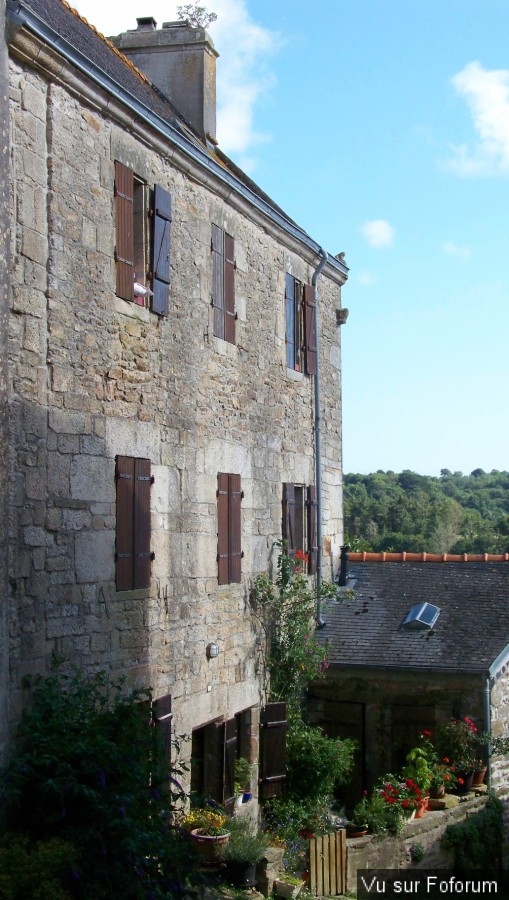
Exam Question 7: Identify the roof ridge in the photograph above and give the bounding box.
[349,551,509,563]
[62,0,150,84]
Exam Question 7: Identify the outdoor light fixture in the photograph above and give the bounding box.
[206,642,219,659]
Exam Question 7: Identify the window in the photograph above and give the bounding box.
[191,709,255,805]
[282,482,318,574]
[217,473,243,584]
[285,273,317,374]
[211,224,235,343]
[115,455,154,590]
[114,160,171,315]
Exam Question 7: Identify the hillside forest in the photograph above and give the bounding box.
[343,469,509,554]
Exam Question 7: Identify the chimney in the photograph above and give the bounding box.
[111,17,219,147]
[338,545,349,586]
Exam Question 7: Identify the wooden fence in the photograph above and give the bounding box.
[309,830,346,896]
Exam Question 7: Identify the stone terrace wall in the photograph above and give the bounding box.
[346,796,489,891]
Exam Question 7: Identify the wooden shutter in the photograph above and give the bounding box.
[133,457,152,589]
[307,484,318,575]
[153,693,172,762]
[151,185,171,316]
[114,161,134,301]
[217,473,230,585]
[259,702,287,801]
[116,455,135,590]
[116,456,152,591]
[304,283,318,375]
[224,233,235,344]
[229,473,242,583]
[223,717,237,805]
[282,482,296,559]
[285,274,295,369]
[211,224,225,339]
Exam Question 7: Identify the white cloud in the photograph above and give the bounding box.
[360,219,395,248]
[358,272,377,287]
[447,61,509,176]
[442,241,471,261]
[71,0,278,169]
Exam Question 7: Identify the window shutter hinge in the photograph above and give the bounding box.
[241,551,245,558]
[241,491,244,499]
[151,551,155,561]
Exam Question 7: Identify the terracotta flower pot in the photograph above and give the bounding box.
[472,767,487,787]
[414,796,428,819]
[190,828,230,864]
[429,784,446,799]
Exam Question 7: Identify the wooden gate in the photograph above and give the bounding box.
[309,830,346,897]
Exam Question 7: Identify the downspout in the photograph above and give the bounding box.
[484,675,492,786]
[313,248,328,628]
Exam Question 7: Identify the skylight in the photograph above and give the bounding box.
[402,602,440,630]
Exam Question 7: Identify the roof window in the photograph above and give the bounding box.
[402,602,440,630]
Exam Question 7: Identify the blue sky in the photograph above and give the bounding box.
[72,0,509,476]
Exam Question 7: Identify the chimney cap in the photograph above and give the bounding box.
[135,17,157,31]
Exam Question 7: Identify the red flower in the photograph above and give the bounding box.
[457,777,464,785]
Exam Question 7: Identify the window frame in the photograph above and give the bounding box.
[114,160,171,316]
[285,274,317,375]
[282,482,318,575]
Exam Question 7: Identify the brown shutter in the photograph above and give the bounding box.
[228,474,242,583]
[285,274,295,369]
[114,161,134,301]
[133,458,152,589]
[211,224,225,339]
[259,702,287,801]
[304,283,317,375]
[224,233,235,344]
[151,185,171,316]
[217,472,229,585]
[153,693,172,762]
[223,717,237,805]
[307,485,318,575]
[116,455,135,590]
[282,483,296,559]
[203,722,224,803]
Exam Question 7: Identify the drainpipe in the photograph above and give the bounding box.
[313,248,328,628]
[484,676,492,786]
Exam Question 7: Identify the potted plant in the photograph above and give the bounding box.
[223,816,269,888]
[234,756,253,805]
[274,872,304,898]
[346,795,370,837]
[434,717,479,792]
[179,807,231,864]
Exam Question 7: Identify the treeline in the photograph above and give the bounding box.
[343,469,509,554]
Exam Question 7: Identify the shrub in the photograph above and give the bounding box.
[286,718,356,802]
[0,659,193,898]
[0,833,78,899]
[441,794,503,869]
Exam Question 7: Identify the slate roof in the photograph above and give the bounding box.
[10,0,301,228]
[319,559,509,674]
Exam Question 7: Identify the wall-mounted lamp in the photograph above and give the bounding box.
[206,642,219,659]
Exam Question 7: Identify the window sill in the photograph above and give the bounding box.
[286,367,304,382]
[115,588,151,600]
[114,296,150,323]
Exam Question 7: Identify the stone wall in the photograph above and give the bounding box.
[346,796,489,891]
[7,30,345,772]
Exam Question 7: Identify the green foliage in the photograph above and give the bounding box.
[409,842,425,864]
[441,794,503,869]
[351,790,403,836]
[0,659,193,898]
[286,718,356,802]
[0,834,77,899]
[223,817,269,864]
[344,469,509,554]
[176,4,217,28]
[250,547,337,713]
[262,795,330,872]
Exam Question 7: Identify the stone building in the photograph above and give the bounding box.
[309,552,509,819]
[2,0,349,801]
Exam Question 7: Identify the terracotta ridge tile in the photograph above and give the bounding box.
[348,551,509,563]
